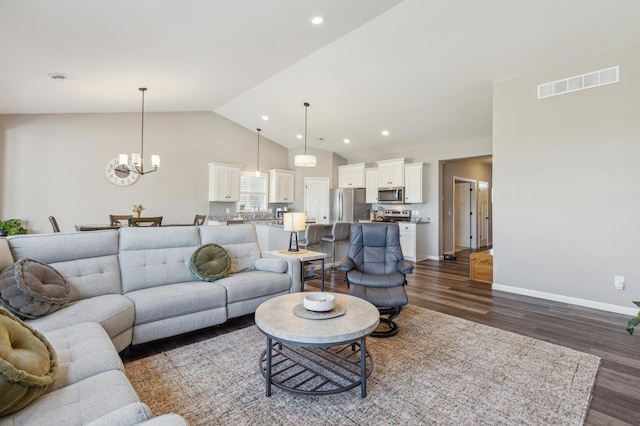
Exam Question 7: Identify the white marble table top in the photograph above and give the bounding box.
[255,292,379,345]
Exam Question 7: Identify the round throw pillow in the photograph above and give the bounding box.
[0,308,58,416]
[190,244,231,281]
[0,258,71,319]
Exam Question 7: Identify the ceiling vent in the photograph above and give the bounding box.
[537,66,619,99]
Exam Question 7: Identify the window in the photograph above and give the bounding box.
[238,172,268,211]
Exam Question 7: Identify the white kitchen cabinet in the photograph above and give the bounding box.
[208,162,241,202]
[365,168,379,204]
[268,169,295,203]
[377,158,404,187]
[404,162,427,203]
[338,163,366,188]
[398,222,428,262]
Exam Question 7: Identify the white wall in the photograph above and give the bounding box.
[493,43,640,315]
[0,111,289,233]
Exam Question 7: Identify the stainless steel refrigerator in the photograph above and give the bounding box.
[329,188,371,222]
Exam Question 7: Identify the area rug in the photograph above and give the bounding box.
[124,305,600,425]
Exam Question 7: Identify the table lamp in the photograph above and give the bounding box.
[283,212,306,252]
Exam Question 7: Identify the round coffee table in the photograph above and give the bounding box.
[255,292,379,397]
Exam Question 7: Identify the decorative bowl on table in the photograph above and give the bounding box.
[303,292,335,312]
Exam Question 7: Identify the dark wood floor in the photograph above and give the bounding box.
[124,251,640,425]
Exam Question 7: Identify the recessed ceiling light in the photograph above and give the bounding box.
[261,115,269,121]
[296,134,303,139]
[48,73,68,80]
[343,139,350,144]
[381,130,390,136]
[311,16,324,25]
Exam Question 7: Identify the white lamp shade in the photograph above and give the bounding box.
[118,154,128,165]
[294,154,317,167]
[151,155,160,167]
[283,212,307,232]
[131,153,141,165]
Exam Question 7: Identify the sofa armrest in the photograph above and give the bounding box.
[136,413,189,426]
[338,257,355,272]
[254,258,288,273]
[261,252,301,293]
[398,259,414,275]
[85,402,152,426]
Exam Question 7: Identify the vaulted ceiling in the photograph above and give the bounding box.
[3,0,640,160]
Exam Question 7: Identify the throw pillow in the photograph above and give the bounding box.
[254,258,288,274]
[190,244,231,281]
[0,258,71,319]
[0,308,58,416]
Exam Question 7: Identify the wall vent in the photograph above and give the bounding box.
[537,66,619,99]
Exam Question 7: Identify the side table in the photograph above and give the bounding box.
[262,249,327,291]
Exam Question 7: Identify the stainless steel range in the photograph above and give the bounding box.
[382,210,411,222]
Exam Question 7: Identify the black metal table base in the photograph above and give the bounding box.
[261,337,373,397]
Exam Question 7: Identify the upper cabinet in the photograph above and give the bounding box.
[377,158,405,187]
[338,163,366,188]
[404,162,427,203]
[269,169,295,203]
[208,162,242,202]
[365,168,379,203]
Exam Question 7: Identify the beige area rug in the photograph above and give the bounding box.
[125,305,600,425]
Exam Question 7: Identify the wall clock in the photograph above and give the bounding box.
[105,158,139,186]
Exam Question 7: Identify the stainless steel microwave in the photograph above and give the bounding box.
[377,187,404,204]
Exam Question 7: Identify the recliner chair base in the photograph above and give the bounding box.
[372,306,402,338]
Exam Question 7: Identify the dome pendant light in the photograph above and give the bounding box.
[256,128,261,177]
[294,102,316,167]
[118,87,160,176]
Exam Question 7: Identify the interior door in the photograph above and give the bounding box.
[478,181,489,247]
[454,182,471,249]
[304,178,330,224]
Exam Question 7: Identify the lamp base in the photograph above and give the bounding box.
[288,231,299,252]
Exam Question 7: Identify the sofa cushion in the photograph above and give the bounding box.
[190,244,231,281]
[26,294,135,353]
[119,227,201,293]
[7,231,123,301]
[0,309,58,416]
[0,258,71,319]
[199,224,261,273]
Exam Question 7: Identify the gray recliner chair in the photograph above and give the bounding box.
[339,223,414,337]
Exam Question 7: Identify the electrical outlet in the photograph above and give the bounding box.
[614,275,625,290]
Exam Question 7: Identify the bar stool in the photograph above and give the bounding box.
[321,222,351,271]
[298,224,326,287]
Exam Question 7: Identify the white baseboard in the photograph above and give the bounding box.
[428,255,443,261]
[492,283,638,316]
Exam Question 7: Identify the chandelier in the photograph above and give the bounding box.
[294,102,316,167]
[118,87,160,175]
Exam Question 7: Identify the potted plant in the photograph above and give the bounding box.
[0,218,28,237]
[626,301,640,335]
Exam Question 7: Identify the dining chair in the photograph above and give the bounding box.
[110,214,132,226]
[48,216,61,233]
[128,216,163,227]
[193,214,207,226]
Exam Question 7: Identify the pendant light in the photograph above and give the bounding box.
[294,102,316,167]
[255,128,261,177]
[118,88,160,175]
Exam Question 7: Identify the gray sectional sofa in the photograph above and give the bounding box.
[0,224,301,425]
